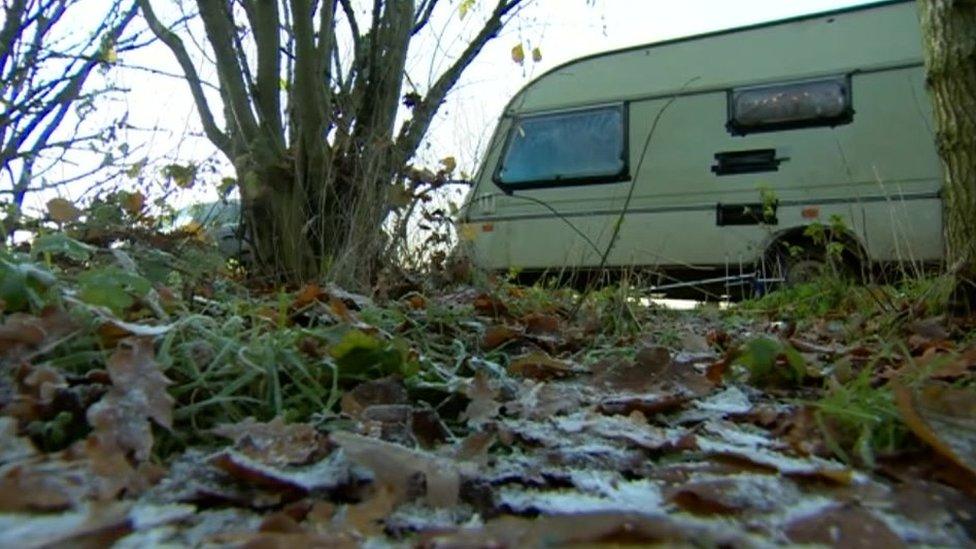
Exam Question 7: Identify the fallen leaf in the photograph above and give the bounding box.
[472,293,508,317]
[482,324,519,349]
[212,417,329,467]
[508,351,578,380]
[210,448,361,495]
[86,337,173,460]
[523,313,559,335]
[894,383,976,477]
[460,372,500,426]
[785,504,905,548]
[331,431,471,507]
[597,393,688,417]
[292,283,325,309]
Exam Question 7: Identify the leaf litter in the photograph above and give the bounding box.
[0,268,975,547]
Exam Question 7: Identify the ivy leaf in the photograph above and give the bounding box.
[735,336,806,387]
[330,329,406,378]
[31,233,93,262]
[458,0,475,19]
[532,47,543,62]
[0,256,56,312]
[77,266,152,315]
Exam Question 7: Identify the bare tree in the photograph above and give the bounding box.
[0,0,140,225]
[917,0,976,288]
[139,0,525,284]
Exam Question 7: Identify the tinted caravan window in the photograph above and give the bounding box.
[728,76,852,135]
[495,105,627,189]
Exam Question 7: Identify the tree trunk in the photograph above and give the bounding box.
[918,0,976,280]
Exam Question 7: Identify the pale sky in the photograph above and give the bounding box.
[23,0,877,213]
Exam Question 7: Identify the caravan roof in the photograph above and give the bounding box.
[507,0,921,115]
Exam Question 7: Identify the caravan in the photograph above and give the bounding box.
[459,0,942,295]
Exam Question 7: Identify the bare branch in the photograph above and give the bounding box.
[412,0,439,35]
[394,0,524,168]
[138,0,232,155]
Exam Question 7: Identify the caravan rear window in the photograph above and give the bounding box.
[727,76,852,135]
[494,105,627,189]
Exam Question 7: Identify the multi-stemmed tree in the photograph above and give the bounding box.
[139,0,525,284]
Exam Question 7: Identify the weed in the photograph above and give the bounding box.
[811,367,909,467]
[734,336,806,388]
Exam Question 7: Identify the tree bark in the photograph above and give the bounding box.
[918,0,976,280]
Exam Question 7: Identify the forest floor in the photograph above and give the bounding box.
[2,229,976,547]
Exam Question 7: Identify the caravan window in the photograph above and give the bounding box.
[495,105,627,189]
[728,76,852,135]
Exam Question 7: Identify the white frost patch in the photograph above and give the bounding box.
[874,509,969,546]
[128,502,196,530]
[500,472,664,515]
[702,420,779,450]
[681,472,802,512]
[695,386,752,414]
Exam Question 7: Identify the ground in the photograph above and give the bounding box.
[1,243,975,546]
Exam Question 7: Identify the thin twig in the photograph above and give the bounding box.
[570,78,698,319]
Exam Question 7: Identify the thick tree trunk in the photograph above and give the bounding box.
[918,0,976,278]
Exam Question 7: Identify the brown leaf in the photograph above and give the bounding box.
[706,357,729,384]
[597,393,688,417]
[331,431,471,507]
[105,337,173,429]
[121,191,145,216]
[47,197,81,223]
[292,283,325,308]
[634,345,672,375]
[86,337,173,460]
[210,448,360,494]
[473,293,508,317]
[482,324,519,349]
[508,351,578,380]
[511,43,525,65]
[342,377,409,420]
[523,313,559,335]
[403,293,426,309]
[668,474,794,516]
[343,484,398,537]
[455,431,495,464]
[0,308,76,362]
[785,504,905,548]
[894,382,976,477]
[460,372,500,426]
[212,417,329,467]
[420,511,739,547]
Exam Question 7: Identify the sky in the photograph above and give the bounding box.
[21,0,879,213]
